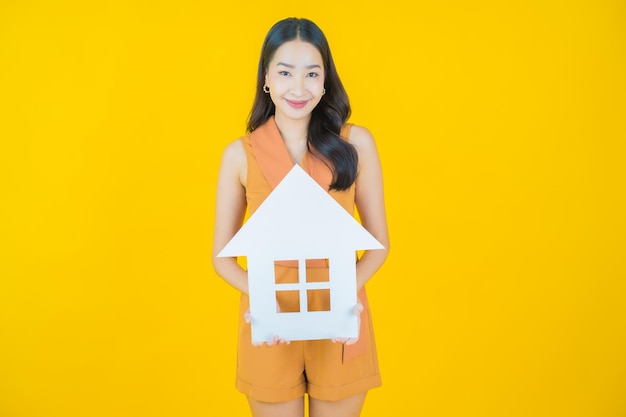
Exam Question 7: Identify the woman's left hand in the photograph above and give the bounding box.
[331,302,363,345]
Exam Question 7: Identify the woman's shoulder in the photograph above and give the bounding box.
[220,136,247,166]
[345,124,377,153]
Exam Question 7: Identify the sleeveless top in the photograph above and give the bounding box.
[243,117,355,214]
[240,116,370,361]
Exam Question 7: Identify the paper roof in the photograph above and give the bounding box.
[218,164,383,259]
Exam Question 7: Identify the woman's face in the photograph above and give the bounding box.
[265,39,326,122]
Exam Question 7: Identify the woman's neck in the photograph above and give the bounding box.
[274,113,310,144]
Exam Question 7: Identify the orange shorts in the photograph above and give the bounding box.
[235,266,382,403]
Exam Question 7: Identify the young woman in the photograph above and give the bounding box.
[212,17,389,417]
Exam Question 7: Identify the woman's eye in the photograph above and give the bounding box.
[307,72,319,78]
[279,71,290,76]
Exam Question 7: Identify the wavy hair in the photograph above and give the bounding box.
[247,18,357,191]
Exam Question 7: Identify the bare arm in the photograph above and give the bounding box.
[211,139,249,294]
[350,126,390,290]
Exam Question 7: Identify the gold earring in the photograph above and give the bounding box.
[322,88,326,95]
[263,84,270,93]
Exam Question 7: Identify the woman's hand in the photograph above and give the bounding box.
[244,303,291,347]
[331,302,364,345]
[252,334,291,347]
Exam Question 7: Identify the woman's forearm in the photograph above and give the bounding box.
[212,256,249,295]
[355,245,390,290]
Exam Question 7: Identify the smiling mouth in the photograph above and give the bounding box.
[285,99,309,109]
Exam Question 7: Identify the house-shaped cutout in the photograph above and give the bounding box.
[218,165,383,343]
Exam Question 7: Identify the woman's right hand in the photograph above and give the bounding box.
[244,305,291,347]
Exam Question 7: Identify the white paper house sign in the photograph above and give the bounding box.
[218,165,383,343]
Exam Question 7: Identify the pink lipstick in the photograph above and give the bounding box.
[285,99,308,109]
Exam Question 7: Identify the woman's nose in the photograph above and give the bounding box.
[290,77,305,96]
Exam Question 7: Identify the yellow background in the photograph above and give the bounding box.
[1,1,625,416]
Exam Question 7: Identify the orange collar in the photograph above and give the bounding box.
[250,116,333,191]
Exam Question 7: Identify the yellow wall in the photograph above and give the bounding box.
[1,1,625,416]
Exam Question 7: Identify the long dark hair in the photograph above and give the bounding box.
[247,18,358,191]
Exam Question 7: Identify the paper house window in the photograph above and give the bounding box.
[218,165,384,343]
[274,259,331,313]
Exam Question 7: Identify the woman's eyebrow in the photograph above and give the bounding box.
[276,62,321,69]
